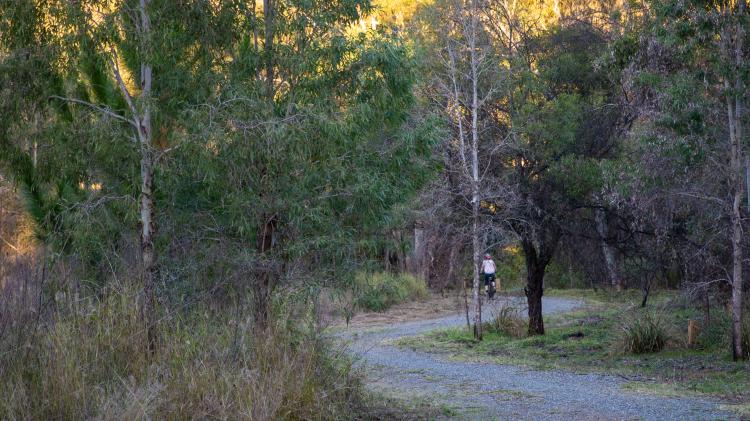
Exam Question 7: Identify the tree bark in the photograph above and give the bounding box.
[521,228,558,335]
[729,93,744,360]
[730,143,743,360]
[726,0,745,360]
[137,0,157,354]
[255,214,277,329]
[595,207,622,290]
[445,0,483,339]
[411,227,427,279]
[107,0,160,354]
[526,264,545,335]
[140,139,157,353]
[641,274,652,307]
[469,0,482,340]
[472,197,482,339]
[263,0,275,97]
[745,154,749,212]
[522,238,546,335]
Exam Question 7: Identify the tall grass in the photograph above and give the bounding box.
[354,272,428,312]
[483,305,527,338]
[0,282,365,420]
[618,310,669,354]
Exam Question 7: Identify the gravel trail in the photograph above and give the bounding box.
[341,297,736,420]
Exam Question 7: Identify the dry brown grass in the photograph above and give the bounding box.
[337,291,465,329]
[0,281,367,420]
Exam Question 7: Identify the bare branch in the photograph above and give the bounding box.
[107,47,141,131]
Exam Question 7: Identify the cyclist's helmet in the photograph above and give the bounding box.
[484,254,491,259]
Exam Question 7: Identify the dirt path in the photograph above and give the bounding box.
[341,297,736,420]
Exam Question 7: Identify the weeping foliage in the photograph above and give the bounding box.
[0,0,438,293]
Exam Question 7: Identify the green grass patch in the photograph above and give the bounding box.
[719,402,750,419]
[397,289,750,403]
[621,381,688,398]
[360,389,456,420]
[355,272,428,312]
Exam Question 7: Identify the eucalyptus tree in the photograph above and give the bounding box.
[409,0,506,339]
[618,0,750,359]
[1,0,436,334]
[447,0,496,340]
[171,0,437,327]
[1,0,246,350]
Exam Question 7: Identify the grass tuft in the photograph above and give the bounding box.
[483,305,527,339]
[618,310,669,354]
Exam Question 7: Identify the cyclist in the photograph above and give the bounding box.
[481,253,497,298]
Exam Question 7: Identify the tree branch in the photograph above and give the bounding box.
[49,96,135,127]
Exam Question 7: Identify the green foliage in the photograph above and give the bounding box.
[0,0,438,293]
[168,26,438,278]
[494,247,526,290]
[354,272,428,312]
[618,310,669,354]
[544,258,587,289]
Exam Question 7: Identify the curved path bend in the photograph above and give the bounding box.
[341,297,735,421]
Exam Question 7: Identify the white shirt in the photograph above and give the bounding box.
[482,259,496,274]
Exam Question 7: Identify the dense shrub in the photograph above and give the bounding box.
[693,306,750,358]
[355,272,428,312]
[618,310,669,354]
[483,305,527,338]
[544,258,588,289]
[0,282,365,420]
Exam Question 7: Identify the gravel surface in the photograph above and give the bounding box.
[339,296,736,420]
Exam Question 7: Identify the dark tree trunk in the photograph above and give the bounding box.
[641,276,652,307]
[524,250,546,335]
[254,214,277,329]
[521,229,558,336]
[253,272,271,328]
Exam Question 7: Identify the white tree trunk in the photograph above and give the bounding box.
[729,95,744,361]
[471,194,482,338]
[111,0,157,353]
[445,0,485,339]
[138,0,157,354]
[469,0,482,340]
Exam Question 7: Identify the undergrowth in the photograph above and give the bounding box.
[0,282,367,420]
[355,272,427,312]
